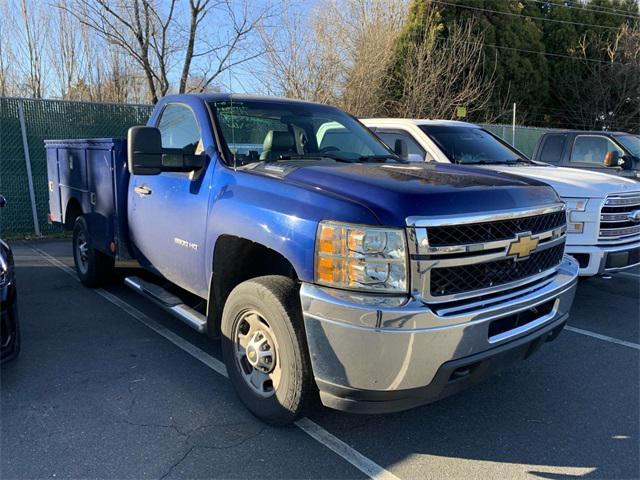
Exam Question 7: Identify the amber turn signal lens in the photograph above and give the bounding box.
[318,226,336,254]
[316,256,345,284]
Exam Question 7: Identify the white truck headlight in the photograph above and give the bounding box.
[564,198,588,233]
[315,221,408,293]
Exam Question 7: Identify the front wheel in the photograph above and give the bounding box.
[221,276,315,425]
[72,216,114,288]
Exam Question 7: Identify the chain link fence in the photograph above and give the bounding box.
[482,123,564,158]
[0,98,153,237]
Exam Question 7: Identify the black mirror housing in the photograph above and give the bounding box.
[128,126,206,175]
[620,154,636,171]
[0,195,6,208]
[160,152,206,172]
[394,139,408,159]
[128,126,164,175]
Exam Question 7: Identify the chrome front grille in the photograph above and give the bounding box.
[599,192,640,242]
[427,210,566,246]
[430,243,565,297]
[407,204,567,303]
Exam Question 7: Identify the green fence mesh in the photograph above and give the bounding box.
[481,123,559,158]
[0,98,153,237]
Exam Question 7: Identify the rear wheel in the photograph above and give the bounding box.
[72,216,114,287]
[221,276,314,425]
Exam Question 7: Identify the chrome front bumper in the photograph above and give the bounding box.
[567,239,640,276]
[300,256,578,413]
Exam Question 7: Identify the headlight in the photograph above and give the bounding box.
[0,254,8,287]
[564,198,588,233]
[315,221,408,293]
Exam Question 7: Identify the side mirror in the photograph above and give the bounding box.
[0,195,6,208]
[127,126,206,176]
[394,139,408,159]
[407,153,424,162]
[128,126,164,175]
[603,150,620,167]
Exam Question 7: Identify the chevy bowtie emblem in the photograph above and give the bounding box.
[507,232,539,260]
[627,210,640,223]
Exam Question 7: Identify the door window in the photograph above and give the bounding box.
[570,135,623,164]
[538,134,565,164]
[316,121,378,157]
[157,103,202,154]
[376,130,426,161]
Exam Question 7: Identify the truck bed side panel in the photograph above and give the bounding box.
[86,147,116,256]
[58,147,88,192]
[45,138,131,259]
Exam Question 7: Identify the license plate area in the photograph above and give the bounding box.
[488,299,555,342]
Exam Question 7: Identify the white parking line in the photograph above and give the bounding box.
[617,272,640,280]
[295,418,400,480]
[29,245,400,480]
[565,326,640,351]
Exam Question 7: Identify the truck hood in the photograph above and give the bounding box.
[477,165,640,199]
[257,161,561,226]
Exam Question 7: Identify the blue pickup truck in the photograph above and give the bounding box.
[46,94,578,424]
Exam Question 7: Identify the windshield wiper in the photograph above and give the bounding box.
[457,159,529,165]
[272,154,352,163]
[457,160,495,165]
[504,159,532,165]
[356,154,405,163]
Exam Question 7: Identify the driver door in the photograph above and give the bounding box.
[128,102,211,295]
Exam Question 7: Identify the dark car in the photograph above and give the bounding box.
[532,130,640,181]
[1,195,19,363]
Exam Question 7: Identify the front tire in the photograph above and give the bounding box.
[221,276,314,425]
[72,216,114,288]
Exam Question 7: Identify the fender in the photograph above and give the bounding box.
[204,164,380,288]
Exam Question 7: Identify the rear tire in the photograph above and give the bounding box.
[72,216,114,288]
[221,276,314,426]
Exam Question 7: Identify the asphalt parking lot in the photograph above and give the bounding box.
[2,239,638,480]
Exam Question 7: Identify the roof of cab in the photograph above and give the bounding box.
[159,93,337,109]
[362,118,480,128]
[539,129,631,137]
[363,119,635,137]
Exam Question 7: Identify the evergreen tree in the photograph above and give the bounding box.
[390,0,639,131]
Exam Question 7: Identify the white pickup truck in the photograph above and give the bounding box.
[362,119,640,277]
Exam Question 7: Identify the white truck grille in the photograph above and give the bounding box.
[599,192,640,242]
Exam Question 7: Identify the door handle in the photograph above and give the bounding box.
[134,185,152,196]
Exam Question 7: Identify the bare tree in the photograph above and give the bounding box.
[389,12,495,120]
[326,0,407,116]
[256,0,406,110]
[184,0,269,93]
[0,4,18,96]
[62,0,267,103]
[179,0,210,93]
[18,0,46,98]
[256,1,343,103]
[47,0,85,99]
[60,0,173,102]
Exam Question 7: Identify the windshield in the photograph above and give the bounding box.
[209,100,397,165]
[419,125,528,164]
[616,135,640,158]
